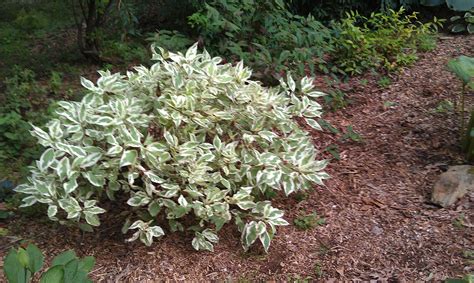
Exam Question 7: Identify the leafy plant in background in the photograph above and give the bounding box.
[152,0,334,84]
[0,68,52,177]
[448,56,474,161]
[331,8,442,75]
[15,44,329,252]
[3,243,95,283]
[147,30,194,52]
[381,0,474,11]
[449,8,474,33]
[14,9,49,32]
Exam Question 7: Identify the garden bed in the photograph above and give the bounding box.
[1,35,473,281]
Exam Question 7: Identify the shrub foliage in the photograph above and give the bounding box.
[15,44,329,252]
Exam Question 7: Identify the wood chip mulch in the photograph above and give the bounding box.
[1,35,473,282]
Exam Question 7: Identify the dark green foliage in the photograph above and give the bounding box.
[323,89,350,111]
[0,68,55,179]
[378,76,392,88]
[150,0,334,84]
[3,243,95,283]
[449,9,474,33]
[101,40,149,63]
[147,30,194,52]
[294,213,326,230]
[342,125,363,142]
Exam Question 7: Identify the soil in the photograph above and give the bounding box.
[1,35,473,282]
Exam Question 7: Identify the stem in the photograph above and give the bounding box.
[461,84,465,137]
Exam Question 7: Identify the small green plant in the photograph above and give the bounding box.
[324,144,341,160]
[294,213,325,230]
[3,243,95,283]
[447,56,474,160]
[383,101,397,110]
[49,71,63,95]
[323,89,350,111]
[417,33,438,52]
[377,76,391,88]
[293,191,308,202]
[463,250,474,265]
[453,213,466,228]
[318,119,341,135]
[435,100,454,113]
[314,263,324,278]
[342,125,363,142]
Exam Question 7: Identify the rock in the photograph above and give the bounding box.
[431,165,474,207]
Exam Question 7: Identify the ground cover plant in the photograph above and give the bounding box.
[14,44,329,252]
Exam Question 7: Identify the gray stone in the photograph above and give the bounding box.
[431,165,474,207]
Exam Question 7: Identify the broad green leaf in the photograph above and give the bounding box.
[78,256,96,273]
[26,244,44,273]
[51,250,77,267]
[4,249,27,283]
[40,265,64,283]
[120,150,138,167]
[448,56,474,84]
[39,148,55,172]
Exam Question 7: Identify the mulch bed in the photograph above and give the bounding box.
[1,35,473,282]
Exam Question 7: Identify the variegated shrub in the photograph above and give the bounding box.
[15,44,329,252]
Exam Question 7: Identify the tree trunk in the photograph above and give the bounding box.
[71,0,116,63]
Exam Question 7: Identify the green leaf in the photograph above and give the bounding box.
[448,56,474,84]
[120,150,138,167]
[78,223,94,232]
[26,244,44,273]
[39,148,55,172]
[78,256,95,273]
[63,178,78,194]
[259,231,271,253]
[63,259,79,283]
[56,157,71,180]
[4,249,27,283]
[17,248,30,268]
[51,250,77,267]
[305,118,322,131]
[282,177,296,195]
[39,265,64,283]
[451,23,467,33]
[84,212,100,226]
[213,135,222,150]
[148,201,162,217]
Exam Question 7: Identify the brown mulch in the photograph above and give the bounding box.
[1,35,473,282]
